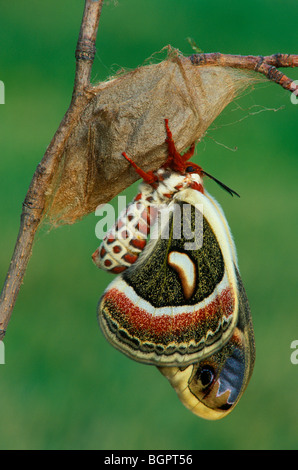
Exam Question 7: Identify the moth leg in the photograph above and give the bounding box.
[164,119,197,172]
[122,152,157,185]
[181,142,196,162]
[163,119,186,172]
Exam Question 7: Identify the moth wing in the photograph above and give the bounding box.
[204,189,238,264]
[98,188,239,366]
[158,270,255,420]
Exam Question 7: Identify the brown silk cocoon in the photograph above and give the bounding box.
[45,48,256,226]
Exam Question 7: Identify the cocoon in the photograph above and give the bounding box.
[46,48,255,226]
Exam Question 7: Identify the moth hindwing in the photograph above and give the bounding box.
[98,186,240,367]
[158,269,255,420]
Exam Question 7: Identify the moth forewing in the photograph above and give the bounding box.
[98,188,240,367]
[173,187,240,342]
[203,190,238,265]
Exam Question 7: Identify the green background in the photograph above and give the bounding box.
[0,0,297,450]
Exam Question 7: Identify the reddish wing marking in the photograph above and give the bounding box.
[103,287,234,338]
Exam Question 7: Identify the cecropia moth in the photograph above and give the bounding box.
[93,119,255,419]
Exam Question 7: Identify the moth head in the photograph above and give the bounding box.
[185,163,204,176]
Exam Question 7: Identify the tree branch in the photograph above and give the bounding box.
[189,53,298,94]
[0,0,104,340]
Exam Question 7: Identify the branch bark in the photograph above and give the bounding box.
[189,53,298,94]
[1,2,298,343]
[0,0,104,340]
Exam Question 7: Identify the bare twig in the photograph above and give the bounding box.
[189,53,298,94]
[0,0,104,340]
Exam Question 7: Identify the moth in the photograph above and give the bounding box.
[93,119,255,420]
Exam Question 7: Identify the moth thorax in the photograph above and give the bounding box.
[156,172,204,201]
[184,172,203,187]
[137,182,155,199]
